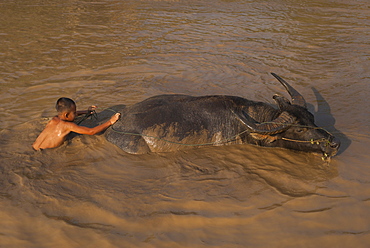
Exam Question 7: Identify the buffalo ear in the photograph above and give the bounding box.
[273,94,291,110]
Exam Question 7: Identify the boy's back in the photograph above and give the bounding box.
[33,116,74,150]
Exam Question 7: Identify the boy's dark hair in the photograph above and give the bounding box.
[56,97,76,113]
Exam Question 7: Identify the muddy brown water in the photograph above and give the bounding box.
[1,0,370,247]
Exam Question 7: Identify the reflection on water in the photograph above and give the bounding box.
[1,0,370,247]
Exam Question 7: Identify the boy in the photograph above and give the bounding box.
[32,97,120,151]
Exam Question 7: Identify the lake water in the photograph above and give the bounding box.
[1,0,369,247]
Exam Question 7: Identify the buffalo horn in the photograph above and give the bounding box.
[271,73,307,108]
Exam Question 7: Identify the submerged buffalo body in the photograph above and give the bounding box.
[105,73,340,158]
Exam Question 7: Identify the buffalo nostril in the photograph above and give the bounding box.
[330,142,339,148]
[329,138,340,149]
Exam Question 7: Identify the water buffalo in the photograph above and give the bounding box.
[105,73,340,159]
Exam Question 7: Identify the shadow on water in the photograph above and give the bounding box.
[310,87,350,156]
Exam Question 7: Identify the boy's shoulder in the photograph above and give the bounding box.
[56,117,80,129]
[48,116,73,127]
[46,116,79,132]
[48,116,61,125]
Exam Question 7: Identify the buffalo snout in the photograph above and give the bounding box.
[321,136,341,158]
[329,137,341,150]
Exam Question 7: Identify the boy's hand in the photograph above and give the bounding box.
[110,113,120,125]
[88,105,97,114]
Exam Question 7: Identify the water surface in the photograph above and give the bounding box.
[1,0,369,247]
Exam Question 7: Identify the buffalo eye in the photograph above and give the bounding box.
[295,128,307,133]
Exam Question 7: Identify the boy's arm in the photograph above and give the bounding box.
[67,113,120,135]
[76,110,88,116]
[76,105,97,116]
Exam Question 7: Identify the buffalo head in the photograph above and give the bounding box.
[235,73,340,159]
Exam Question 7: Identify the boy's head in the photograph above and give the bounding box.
[56,97,77,121]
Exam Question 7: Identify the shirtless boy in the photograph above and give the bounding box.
[32,97,120,151]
